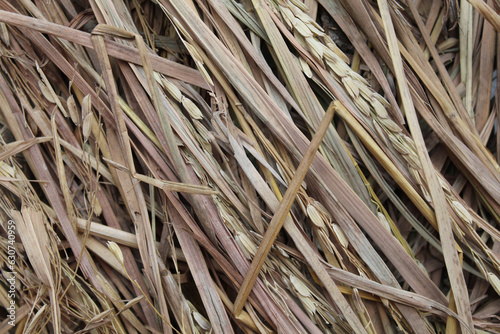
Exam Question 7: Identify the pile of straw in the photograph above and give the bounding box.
[1,0,500,332]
